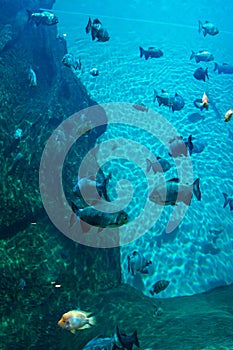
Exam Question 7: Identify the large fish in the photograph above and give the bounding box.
[190,50,214,63]
[71,202,128,233]
[149,177,201,206]
[214,62,233,74]
[198,20,219,36]
[139,46,163,60]
[58,309,95,334]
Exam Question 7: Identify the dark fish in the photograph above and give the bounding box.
[185,138,205,154]
[62,54,81,70]
[90,68,99,76]
[133,104,148,112]
[85,17,110,42]
[27,9,58,26]
[146,157,172,174]
[71,202,128,233]
[190,50,214,63]
[187,112,204,123]
[223,193,233,211]
[193,67,209,81]
[199,20,219,37]
[153,89,173,107]
[83,326,122,350]
[127,251,152,276]
[172,93,185,112]
[139,46,163,60]
[150,280,170,295]
[214,62,233,74]
[119,327,140,350]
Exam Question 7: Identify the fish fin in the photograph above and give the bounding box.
[146,159,152,172]
[145,52,149,60]
[193,178,201,201]
[203,29,207,37]
[153,89,157,103]
[205,68,209,80]
[80,219,91,233]
[139,47,144,58]
[198,20,202,33]
[69,212,76,228]
[222,193,229,208]
[213,62,218,72]
[168,178,180,183]
[149,289,154,296]
[161,89,166,93]
[195,57,200,63]
[156,156,161,160]
[190,50,195,60]
[127,255,131,273]
[26,9,32,21]
[70,329,76,334]
[132,330,140,347]
[88,316,96,326]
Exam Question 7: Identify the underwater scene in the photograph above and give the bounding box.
[1,0,233,349]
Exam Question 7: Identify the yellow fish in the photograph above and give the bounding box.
[224,109,233,122]
[57,310,95,333]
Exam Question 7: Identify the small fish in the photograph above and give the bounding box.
[146,157,172,174]
[149,177,201,206]
[153,89,173,107]
[187,112,204,123]
[150,280,170,295]
[198,20,219,37]
[127,251,152,276]
[86,17,110,42]
[28,67,37,87]
[214,62,233,74]
[62,53,81,70]
[193,67,209,82]
[133,103,148,112]
[224,109,233,122]
[190,50,214,63]
[222,193,233,211]
[90,67,99,76]
[27,9,58,26]
[57,310,95,333]
[139,46,163,60]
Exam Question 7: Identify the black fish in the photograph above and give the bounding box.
[86,17,110,42]
[116,326,140,350]
[139,46,163,60]
[150,280,170,295]
[193,67,209,81]
[214,62,233,74]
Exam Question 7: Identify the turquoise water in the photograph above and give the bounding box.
[54,0,233,298]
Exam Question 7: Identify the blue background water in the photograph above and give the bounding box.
[54,0,233,297]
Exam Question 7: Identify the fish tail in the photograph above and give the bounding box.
[132,330,140,347]
[149,289,154,296]
[190,50,195,60]
[187,135,193,155]
[139,46,144,58]
[222,193,229,208]
[205,68,209,80]
[88,315,96,327]
[26,9,32,21]
[85,17,92,34]
[198,20,202,34]
[153,89,157,103]
[193,178,201,201]
[146,159,152,172]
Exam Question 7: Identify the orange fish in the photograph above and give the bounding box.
[57,310,95,333]
[201,92,209,110]
[224,109,233,122]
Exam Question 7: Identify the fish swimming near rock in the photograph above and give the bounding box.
[172,93,185,112]
[127,251,152,276]
[224,109,233,122]
[70,202,129,233]
[193,67,209,82]
[133,103,148,112]
[83,326,139,350]
[187,112,204,123]
[149,177,201,206]
[223,193,233,211]
[139,46,163,60]
[146,157,172,174]
[190,50,214,63]
[62,53,81,70]
[28,67,37,87]
[27,9,59,26]
[214,62,233,74]
[198,20,219,37]
[86,17,110,42]
[58,309,95,333]
[150,280,170,295]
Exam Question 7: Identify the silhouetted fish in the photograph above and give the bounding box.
[214,62,233,74]
[198,20,219,36]
[150,280,170,295]
[139,46,163,60]
[193,67,209,81]
[187,112,204,123]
